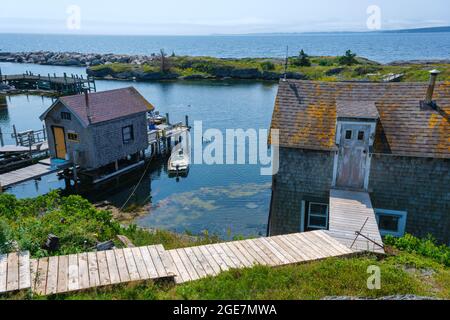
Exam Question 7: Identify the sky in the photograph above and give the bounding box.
[0,0,449,35]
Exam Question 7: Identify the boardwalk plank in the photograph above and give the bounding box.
[191,246,216,276]
[77,253,90,290]
[240,240,270,266]
[6,252,19,292]
[228,242,256,267]
[271,236,305,263]
[45,256,59,295]
[67,254,79,292]
[139,247,158,279]
[294,233,330,259]
[56,255,68,293]
[258,238,291,265]
[245,239,276,266]
[105,250,121,285]
[183,247,207,278]
[310,231,353,255]
[18,251,31,290]
[0,254,7,292]
[175,249,199,281]
[87,252,100,287]
[204,245,229,272]
[199,245,222,275]
[131,247,149,280]
[114,249,130,283]
[30,259,38,292]
[210,244,237,269]
[123,248,140,281]
[155,245,177,278]
[96,251,111,286]
[147,246,167,278]
[168,250,190,284]
[218,243,243,268]
[284,234,318,260]
[35,257,48,295]
[251,239,283,266]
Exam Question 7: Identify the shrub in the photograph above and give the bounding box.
[292,49,311,67]
[260,61,275,71]
[337,50,358,66]
[385,234,450,266]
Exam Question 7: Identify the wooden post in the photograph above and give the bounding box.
[28,132,33,159]
[115,160,119,171]
[42,124,47,141]
[185,115,189,127]
[0,127,4,147]
[72,151,78,187]
[166,113,170,125]
[12,124,18,145]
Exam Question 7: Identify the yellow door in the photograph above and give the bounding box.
[53,126,67,159]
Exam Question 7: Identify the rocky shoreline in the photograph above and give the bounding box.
[1,51,449,82]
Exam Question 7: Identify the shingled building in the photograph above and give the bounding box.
[268,71,449,245]
[40,87,153,171]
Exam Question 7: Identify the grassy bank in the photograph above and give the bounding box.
[87,51,450,82]
[1,192,449,300]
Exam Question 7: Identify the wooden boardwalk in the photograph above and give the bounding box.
[1,231,354,295]
[328,189,384,254]
[0,159,71,190]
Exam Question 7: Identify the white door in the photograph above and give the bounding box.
[336,124,371,190]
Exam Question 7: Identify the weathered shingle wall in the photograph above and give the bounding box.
[270,147,450,245]
[369,155,450,245]
[89,114,149,169]
[269,147,334,235]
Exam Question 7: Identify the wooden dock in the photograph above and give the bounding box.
[327,189,384,254]
[0,159,71,190]
[1,230,355,296]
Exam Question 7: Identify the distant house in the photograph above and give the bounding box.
[268,71,449,245]
[39,87,153,171]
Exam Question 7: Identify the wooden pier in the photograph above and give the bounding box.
[327,189,384,254]
[1,230,360,296]
[0,70,96,95]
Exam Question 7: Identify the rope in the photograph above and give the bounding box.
[119,156,153,212]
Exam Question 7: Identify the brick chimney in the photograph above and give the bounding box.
[425,69,440,106]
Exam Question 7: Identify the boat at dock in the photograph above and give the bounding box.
[168,148,190,175]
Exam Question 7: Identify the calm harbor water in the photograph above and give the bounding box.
[0,62,276,238]
[1,32,450,63]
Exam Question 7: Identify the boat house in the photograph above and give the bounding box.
[39,87,153,175]
[268,71,449,245]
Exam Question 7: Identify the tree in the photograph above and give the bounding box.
[157,49,170,73]
[293,49,311,67]
[260,61,275,71]
[338,50,358,66]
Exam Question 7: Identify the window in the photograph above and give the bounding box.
[122,125,134,144]
[358,131,365,140]
[375,209,407,237]
[345,130,352,140]
[67,133,79,142]
[61,112,72,120]
[307,202,329,230]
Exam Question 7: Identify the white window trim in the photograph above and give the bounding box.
[307,202,329,230]
[375,209,407,237]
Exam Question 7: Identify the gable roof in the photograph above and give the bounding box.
[40,87,154,126]
[270,80,450,159]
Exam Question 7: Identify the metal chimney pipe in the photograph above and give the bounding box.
[425,69,440,105]
[84,90,92,124]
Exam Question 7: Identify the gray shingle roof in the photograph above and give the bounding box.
[270,80,450,159]
[41,87,154,126]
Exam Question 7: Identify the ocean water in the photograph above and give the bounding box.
[0,32,450,63]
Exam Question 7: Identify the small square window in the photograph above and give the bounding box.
[375,209,407,237]
[307,202,328,230]
[345,130,352,140]
[122,125,134,144]
[67,133,79,142]
[358,131,365,140]
[61,112,72,120]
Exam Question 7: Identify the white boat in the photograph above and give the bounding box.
[168,149,190,174]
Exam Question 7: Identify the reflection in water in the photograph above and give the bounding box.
[2,62,277,238]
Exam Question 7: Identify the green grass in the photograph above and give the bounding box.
[15,251,447,300]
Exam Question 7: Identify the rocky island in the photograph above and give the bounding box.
[1,50,449,82]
